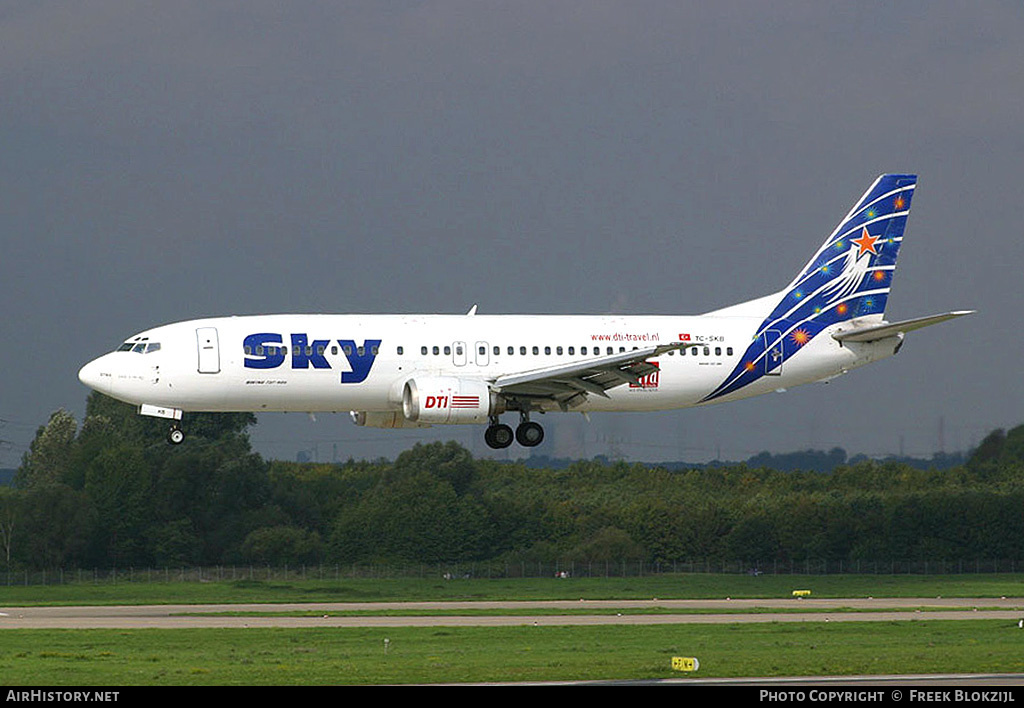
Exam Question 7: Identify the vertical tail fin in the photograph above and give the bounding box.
[703,174,917,402]
[782,173,916,324]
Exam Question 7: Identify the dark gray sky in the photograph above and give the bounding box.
[2,2,1021,464]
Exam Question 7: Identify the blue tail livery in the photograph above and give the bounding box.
[703,174,925,402]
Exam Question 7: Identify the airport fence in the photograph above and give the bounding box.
[3,558,1024,586]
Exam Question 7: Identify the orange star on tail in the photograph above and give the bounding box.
[851,227,880,257]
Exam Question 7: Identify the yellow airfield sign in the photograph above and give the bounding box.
[671,657,700,672]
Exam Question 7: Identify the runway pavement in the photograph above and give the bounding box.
[3,597,1023,629]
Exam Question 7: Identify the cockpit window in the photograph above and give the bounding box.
[118,339,161,354]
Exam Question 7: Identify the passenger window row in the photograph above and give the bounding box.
[243,344,380,357]
[398,344,734,358]
[240,342,734,360]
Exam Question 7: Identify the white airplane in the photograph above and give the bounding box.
[78,174,971,449]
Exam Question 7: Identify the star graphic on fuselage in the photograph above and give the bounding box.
[851,227,880,257]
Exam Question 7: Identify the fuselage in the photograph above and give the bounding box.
[78,312,897,416]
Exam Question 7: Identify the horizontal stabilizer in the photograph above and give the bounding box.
[831,311,975,343]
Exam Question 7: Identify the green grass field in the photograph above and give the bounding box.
[1,621,1022,685]
[2,573,1024,606]
[2,574,1024,684]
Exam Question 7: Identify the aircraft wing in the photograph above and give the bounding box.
[831,310,975,343]
[492,343,684,410]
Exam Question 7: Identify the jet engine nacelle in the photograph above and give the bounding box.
[350,411,432,429]
[402,377,497,424]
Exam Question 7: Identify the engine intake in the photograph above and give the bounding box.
[402,377,497,424]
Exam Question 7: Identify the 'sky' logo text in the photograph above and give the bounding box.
[243,333,381,384]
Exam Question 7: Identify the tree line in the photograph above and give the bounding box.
[2,392,1024,571]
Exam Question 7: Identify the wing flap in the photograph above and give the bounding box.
[493,343,681,405]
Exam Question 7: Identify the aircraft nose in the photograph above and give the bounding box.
[78,357,109,393]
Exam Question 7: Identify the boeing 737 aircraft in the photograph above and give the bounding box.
[78,174,971,449]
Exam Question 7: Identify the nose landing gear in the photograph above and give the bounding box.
[167,424,185,445]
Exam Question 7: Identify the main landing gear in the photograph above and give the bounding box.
[484,412,544,449]
[483,422,514,449]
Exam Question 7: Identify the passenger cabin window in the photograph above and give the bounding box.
[397,346,404,355]
[421,346,428,355]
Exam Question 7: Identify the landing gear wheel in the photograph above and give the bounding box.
[515,421,544,447]
[484,423,514,449]
[167,425,185,445]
